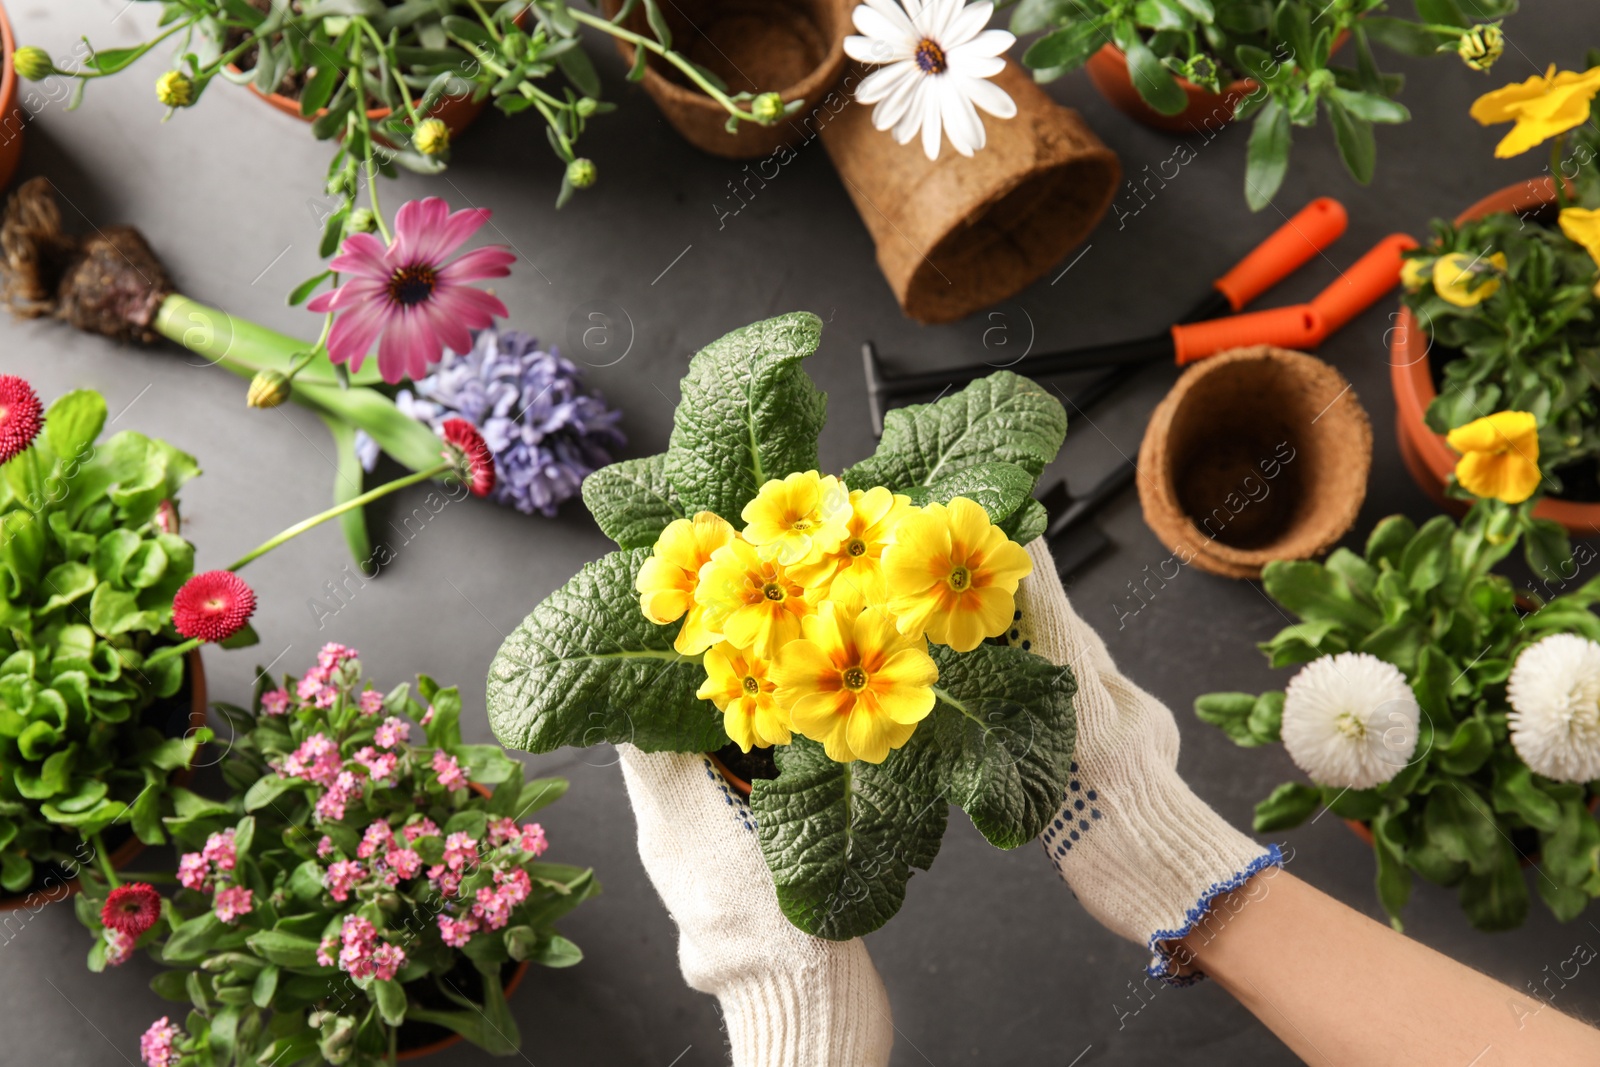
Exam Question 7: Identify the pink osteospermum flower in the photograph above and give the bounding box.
[214,885,253,924]
[261,688,290,716]
[307,197,514,384]
[140,1017,183,1067]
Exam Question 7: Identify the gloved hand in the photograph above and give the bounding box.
[1010,539,1281,983]
[618,745,894,1066]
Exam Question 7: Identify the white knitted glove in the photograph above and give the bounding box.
[618,745,894,1066]
[1012,540,1281,983]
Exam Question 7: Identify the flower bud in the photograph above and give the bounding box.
[247,369,291,409]
[1306,69,1335,96]
[155,499,180,535]
[346,208,377,235]
[12,46,55,82]
[156,70,195,108]
[566,158,597,189]
[1183,54,1218,90]
[1457,23,1504,72]
[575,97,598,118]
[413,117,450,157]
[751,91,785,124]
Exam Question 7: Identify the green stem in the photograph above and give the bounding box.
[227,462,452,572]
[1551,135,1570,210]
[568,8,761,121]
[91,833,120,889]
[76,18,197,78]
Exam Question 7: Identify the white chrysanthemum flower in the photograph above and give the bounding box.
[1507,634,1600,783]
[1281,652,1420,789]
[844,0,1017,161]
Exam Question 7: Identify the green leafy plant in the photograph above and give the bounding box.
[487,311,1077,941]
[1013,0,1517,209]
[79,648,595,1065]
[1401,119,1600,494]
[1196,498,1600,932]
[0,387,212,898]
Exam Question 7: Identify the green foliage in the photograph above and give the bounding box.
[1401,186,1600,489]
[0,389,204,896]
[1195,499,1600,931]
[495,313,1076,939]
[1016,0,1516,208]
[76,658,596,1066]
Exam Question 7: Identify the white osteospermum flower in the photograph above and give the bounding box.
[1281,652,1420,790]
[1507,634,1600,783]
[844,0,1017,161]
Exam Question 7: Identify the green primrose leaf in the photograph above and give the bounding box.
[487,549,729,755]
[999,497,1049,544]
[902,461,1037,525]
[581,453,685,549]
[664,312,826,523]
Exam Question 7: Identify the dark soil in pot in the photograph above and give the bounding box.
[712,743,777,787]
[395,957,521,1055]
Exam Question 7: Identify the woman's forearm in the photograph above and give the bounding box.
[1174,870,1600,1065]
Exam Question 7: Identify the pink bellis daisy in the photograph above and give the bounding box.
[0,375,43,464]
[308,198,514,384]
[172,571,256,643]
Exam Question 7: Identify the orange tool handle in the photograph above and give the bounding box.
[1308,233,1419,341]
[1214,198,1348,311]
[1170,305,1326,365]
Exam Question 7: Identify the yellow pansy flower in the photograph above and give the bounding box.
[793,486,914,610]
[741,470,851,565]
[773,601,938,764]
[1446,410,1542,504]
[635,512,735,655]
[1433,251,1507,307]
[697,643,791,752]
[695,537,815,657]
[1470,64,1600,158]
[1399,256,1434,293]
[1559,206,1600,296]
[881,497,1033,653]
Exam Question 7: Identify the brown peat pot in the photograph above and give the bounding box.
[1137,345,1372,579]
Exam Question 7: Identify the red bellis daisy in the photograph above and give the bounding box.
[0,375,43,464]
[441,418,496,497]
[173,571,257,642]
[102,882,161,937]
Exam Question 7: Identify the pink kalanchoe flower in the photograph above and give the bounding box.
[472,885,514,931]
[432,749,468,792]
[326,859,363,902]
[214,885,254,924]
[358,689,386,717]
[307,198,514,384]
[403,817,440,843]
[519,823,548,857]
[177,852,210,893]
[261,688,290,716]
[104,928,134,967]
[140,1017,182,1067]
[317,835,336,858]
[438,913,479,948]
[202,829,237,872]
[443,832,478,872]
[387,847,423,881]
[374,716,410,749]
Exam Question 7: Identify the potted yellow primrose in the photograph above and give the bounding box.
[488,312,1078,939]
[1197,409,1600,932]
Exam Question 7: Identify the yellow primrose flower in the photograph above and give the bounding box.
[695,537,815,657]
[774,601,938,764]
[793,486,914,610]
[1446,410,1542,504]
[882,497,1033,653]
[697,643,791,752]
[1399,256,1435,293]
[741,470,851,565]
[1433,251,1507,307]
[1470,64,1600,158]
[635,511,735,656]
[1559,207,1600,296]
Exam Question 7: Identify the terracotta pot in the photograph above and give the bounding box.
[0,649,207,912]
[1390,176,1600,535]
[599,0,850,159]
[1137,345,1372,579]
[0,1,21,192]
[1085,44,1258,134]
[708,751,753,798]
[395,960,532,1061]
[819,59,1119,323]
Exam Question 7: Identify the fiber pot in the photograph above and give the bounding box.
[600,0,850,159]
[1137,345,1372,579]
[0,1,21,192]
[819,59,1119,323]
[0,650,207,913]
[1084,44,1257,134]
[1390,176,1600,535]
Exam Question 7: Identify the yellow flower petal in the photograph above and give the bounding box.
[1445,410,1538,456]
[1469,65,1600,157]
[1446,411,1541,504]
[1433,251,1506,307]
[1559,207,1600,269]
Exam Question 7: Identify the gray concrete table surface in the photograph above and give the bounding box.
[5,1,1598,1064]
